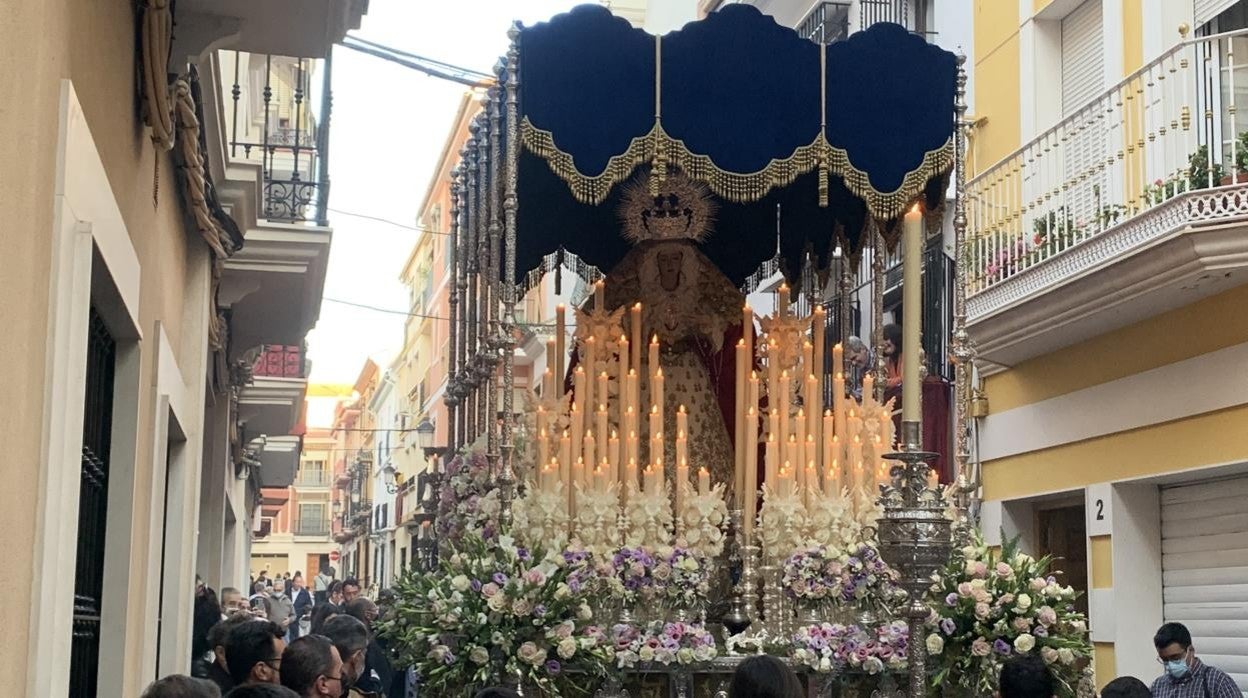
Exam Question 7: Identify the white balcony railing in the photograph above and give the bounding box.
[968,28,1248,297]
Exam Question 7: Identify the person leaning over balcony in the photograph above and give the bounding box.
[1151,622,1240,697]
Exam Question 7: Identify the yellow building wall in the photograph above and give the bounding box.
[971,31,1021,172]
[1123,0,1144,73]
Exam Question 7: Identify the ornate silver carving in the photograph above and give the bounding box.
[499,23,522,528]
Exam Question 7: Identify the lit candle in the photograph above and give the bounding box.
[832,342,844,380]
[902,203,923,422]
[644,463,661,495]
[804,460,817,507]
[538,422,549,478]
[833,371,846,439]
[742,303,754,376]
[609,428,620,474]
[542,368,555,404]
[649,407,661,452]
[847,408,862,439]
[779,371,791,446]
[786,435,799,483]
[560,429,571,489]
[594,279,605,310]
[584,338,597,430]
[625,456,639,502]
[765,432,778,487]
[545,338,557,390]
[698,466,711,495]
[805,434,817,492]
[766,338,779,418]
[583,430,596,477]
[676,457,689,515]
[676,406,688,468]
[778,283,790,318]
[631,303,642,404]
[801,341,813,380]
[597,372,609,414]
[795,408,806,493]
[649,334,660,374]
[555,303,566,384]
[744,407,758,534]
[806,374,821,464]
[863,373,875,407]
[826,458,839,497]
[570,400,583,467]
[652,431,665,471]
[617,334,630,424]
[849,436,864,491]
[596,403,609,472]
[812,304,825,381]
[626,430,639,485]
[652,368,665,438]
[571,457,584,514]
[779,463,794,498]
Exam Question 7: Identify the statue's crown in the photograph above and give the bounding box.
[619,171,716,244]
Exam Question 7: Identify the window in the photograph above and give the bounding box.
[297,459,329,487]
[295,503,328,536]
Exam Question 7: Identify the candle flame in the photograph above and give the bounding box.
[611,429,618,439]
[909,202,922,215]
[825,409,832,417]
[562,429,569,438]
[656,368,664,378]
[634,302,642,310]
[678,404,686,414]
[737,338,745,347]
[651,334,658,343]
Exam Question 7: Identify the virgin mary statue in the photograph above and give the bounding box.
[596,172,746,494]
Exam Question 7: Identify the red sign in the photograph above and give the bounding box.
[329,551,341,562]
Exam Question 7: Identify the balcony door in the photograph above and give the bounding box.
[1060,0,1106,230]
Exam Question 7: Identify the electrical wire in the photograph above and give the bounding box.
[327,207,449,235]
[322,297,558,330]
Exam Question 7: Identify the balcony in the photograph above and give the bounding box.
[966,29,1248,370]
[296,470,332,488]
[796,0,934,45]
[293,518,331,537]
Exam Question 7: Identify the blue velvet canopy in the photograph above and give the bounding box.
[514,4,957,288]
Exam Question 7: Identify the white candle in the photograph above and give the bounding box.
[832,342,844,385]
[625,456,639,502]
[676,405,688,466]
[676,457,689,516]
[734,339,747,505]
[609,429,620,483]
[652,368,665,440]
[584,338,597,431]
[812,304,825,379]
[767,338,779,419]
[786,435,798,482]
[863,373,875,408]
[626,417,638,468]
[596,403,609,472]
[849,436,864,491]
[806,374,821,465]
[744,407,758,534]
[631,304,642,406]
[804,461,817,508]
[766,410,780,484]
[902,203,923,422]
[822,410,834,481]
[779,371,791,446]
[617,334,630,425]
[555,303,566,384]
[805,435,817,492]
[594,279,605,310]
[560,429,571,500]
[698,466,711,495]
[801,341,813,381]
[742,303,754,379]
[795,408,806,493]
[649,334,660,374]
[571,457,584,514]
[779,464,794,498]
[778,283,790,318]
[644,464,661,495]
[582,431,595,478]
[545,339,557,390]
[570,401,583,469]
[826,459,839,497]
[542,369,555,404]
[833,371,846,440]
[538,422,549,478]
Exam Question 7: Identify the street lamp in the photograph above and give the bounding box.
[415,417,439,458]
[382,462,399,494]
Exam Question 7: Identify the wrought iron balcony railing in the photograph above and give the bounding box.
[296,470,332,487]
[798,0,935,45]
[223,51,332,225]
[294,519,331,536]
[967,28,1248,298]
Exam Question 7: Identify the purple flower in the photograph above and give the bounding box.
[517,548,531,561]
[493,573,508,585]
[470,579,482,592]
[945,592,959,607]
[1034,625,1048,638]
[940,618,956,635]
[993,639,1012,655]
[443,649,457,665]
[545,660,561,675]
[534,604,547,617]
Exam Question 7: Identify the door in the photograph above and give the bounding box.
[1162,477,1248,695]
[69,308,116,696]
[1037,504,1090,617]
[1060,0,1106,232]
[306,553,320,581]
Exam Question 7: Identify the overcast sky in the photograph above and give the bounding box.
[306,0,582,385]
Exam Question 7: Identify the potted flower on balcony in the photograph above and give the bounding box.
[1221,131,1248,185]
[1188,145,1226,190]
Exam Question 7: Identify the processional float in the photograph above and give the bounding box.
[435,5,976,696]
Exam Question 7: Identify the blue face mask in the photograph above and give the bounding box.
[1165,659,1190,679]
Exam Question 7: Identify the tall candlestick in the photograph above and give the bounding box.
[734,339,747,507]
[631,304,642,408]
[626,429,639,482]
[833,371,847,441]
[698,466,711,495]
[805,435,817,492]
[813,304,826,380]
[584,338,597,432]
[571,457,584,515]
[594,279,605,310]
[649,407,661,453]
[652,368,665,440]
[766,408,780,480]
[545,339,557,390]
[832,342,844,378]
[795,408,806,493]
[609,429,620,480]
[649,334,660,374]
[849,436,864,492]
[806,373,821,464]
[617,334,630,425]
[625,456,639,502]
[825,459,838,497]
[555,303,567,384]
[570,376,584,460]
[644,464,660,495]
[744,406,759,534]
[676,457,689,517]
[779,463,794,498]
[822,410,834,482]
[902,203,923,422]
[542,369,555,404]
[676,406,688,470]
[804,461,817,507]
[596,403,609,472]
[778,283,790,318]
[583,431,596,478]
[742,303,754,374]
[538,421,549,477]
[779,371,791,447]
[652,432,664,470]
[765,431,778,486]
[596,369,609,413]
[801,341,813,381]
[863,374,875,408]
[560,430,571,492]
[766,338,779,421]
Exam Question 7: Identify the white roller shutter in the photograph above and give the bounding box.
[1162,476,1248,696]
[1061,0,1104,118]
[1196,0,1240,26]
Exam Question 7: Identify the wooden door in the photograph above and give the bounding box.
[1037,504,1089,616]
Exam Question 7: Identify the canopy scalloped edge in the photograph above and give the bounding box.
[521,117,954,221]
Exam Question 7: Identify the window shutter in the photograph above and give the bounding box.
[1196,0,1240,26]
[1061,0,1107,225]
[1162,476,1248,696]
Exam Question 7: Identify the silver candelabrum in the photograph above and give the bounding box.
[876,421,953,698]
[721,509,756,640]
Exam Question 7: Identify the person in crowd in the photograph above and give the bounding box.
[342,597,392,696]
[321,615,372,697]
[881,323,903,388]
[474,689,521,698]
[290,575,313,641]
[221,587,249,618]
[270,579,296,639]
[250,581,272,618]
[341,578,362,603]
[997,654,1053,698]
[280,634,344,698]
[327,580,345,606]
[256,571,269,587]
[845,335,873,399]
[1151,622,1240,697]
[1099,676,1151,698]
[225,619,286,686]
[728,655,803,698]
[193,615,253,693]
[194,585,223,664]
[224,685,299,698]
[309,603,342,636]
[314,567,334,605]
[141,674,222,698]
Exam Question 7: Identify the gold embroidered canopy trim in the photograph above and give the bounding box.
[520,117,954,222]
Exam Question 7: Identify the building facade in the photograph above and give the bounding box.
[0,2,366,694]
[968,0,1248,691]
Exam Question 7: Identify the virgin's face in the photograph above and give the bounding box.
[656,249,684,291]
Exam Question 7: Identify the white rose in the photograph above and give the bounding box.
[926,634,945,655]
[554,583,571,600]
[638,646,655,662]
[1040,646,1059,664]
[469,646,490,665]
[1013,633,1036,653]
[1057,648,1075,665]
[1013,593,1033,611]
[578,603,593,621]
[558,638,578,659]
[451,575,470,592]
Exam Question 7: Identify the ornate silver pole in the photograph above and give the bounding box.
[480,112,499,476]
[464,127,480,444]
[487,84,505,484]
[498,26,522,529]
[950,53,978,535]
[456,146,472,450]
[871,222,886,403]
[447,167,462,451]
[838,249,851,370]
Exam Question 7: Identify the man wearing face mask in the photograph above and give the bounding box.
[320,615,374,697]
[1150,622,1239,697]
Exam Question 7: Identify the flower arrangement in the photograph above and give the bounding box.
[657,547,710,610]
[832,544,902,614]
[378,533,611,695]
[781,546,840,603]
[436,449,499,543]
[613,620,718,668]
[605,547,660,606]
[926,531,1094,697]
[790,622,908,675]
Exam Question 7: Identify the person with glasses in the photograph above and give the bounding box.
[225,619,287,686]
[320,615,372,697]
[281,634,344,698]
[1150,622,1240,697]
